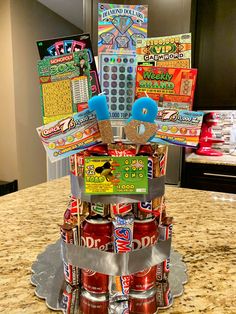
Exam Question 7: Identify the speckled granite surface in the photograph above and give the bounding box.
[186,152,236,166]
[0,176,235,314]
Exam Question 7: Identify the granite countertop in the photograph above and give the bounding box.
[186,152,236,166]
[0,176,235,314]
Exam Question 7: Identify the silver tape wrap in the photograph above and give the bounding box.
[70,174,165,203]
[61,238,171,276]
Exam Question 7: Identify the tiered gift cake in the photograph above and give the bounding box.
[35,3,204,313]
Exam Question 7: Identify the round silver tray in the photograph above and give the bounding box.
[31,240,187,313]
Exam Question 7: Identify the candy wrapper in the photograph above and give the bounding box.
[110,214,134,301]
[133,197,164,220]
[70,153,88,177]
[110,300,129,314]
[156,257,170,282]
[60,223,80,286]
[157,217,173,282]
[64,196,90,224]
[153,145,168,176]
[108,143,137,156]
[137,144,168,177]
[156,281,173,308]
[110,203,133,217]
[61,284,79,314]
[159,217,173,241]
[90,202,110,217]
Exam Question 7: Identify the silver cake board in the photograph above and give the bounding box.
[31,240,187,313]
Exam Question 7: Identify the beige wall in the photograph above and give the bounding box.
[0,0,82,189]
[0,0,18,182]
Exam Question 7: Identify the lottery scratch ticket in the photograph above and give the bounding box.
[135,66,197,110]
[136,33,191,68]
[99,53,136,126]
[151,109,204,147]
[37,33,101,97]
[38,50,91,124]
[37,110,101,162]
[98,3,148,54]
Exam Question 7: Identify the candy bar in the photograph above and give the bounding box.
[60,223,80,285]
[156,258,170,282]
[90,202,110,217]
[70,150,90,176]
[133,201,153,220]
[110,214,134,301]
[108,143,136,156]
[132,196,164,220]
[153,145,168,176]
[61,284,79,314]
[156,281,173,308]
[110,203,133,217]
[159,217,173,241]
[137,144,154,156]
[87,144,108,155]
[109,300,129,314]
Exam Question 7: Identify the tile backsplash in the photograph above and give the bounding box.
[209,111,236,154]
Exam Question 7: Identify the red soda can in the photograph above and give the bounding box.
[156,281,173,308]
[131,218,159,291]
[129,288,158,314]
[80,290,109,314]
[60,224,80,286]
[61,284,79,314]
[81,218,112,294]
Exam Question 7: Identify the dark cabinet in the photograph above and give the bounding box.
[181,0,236,194]
[192,0,236,110]
[181,162,236,193]
[0,180,18,196]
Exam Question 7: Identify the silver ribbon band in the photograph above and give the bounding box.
[70,174,165,203]
[61,238,171,276]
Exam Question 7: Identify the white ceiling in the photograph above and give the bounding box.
[37,0,84,30]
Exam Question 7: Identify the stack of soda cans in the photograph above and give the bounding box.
[60,143,174,313]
